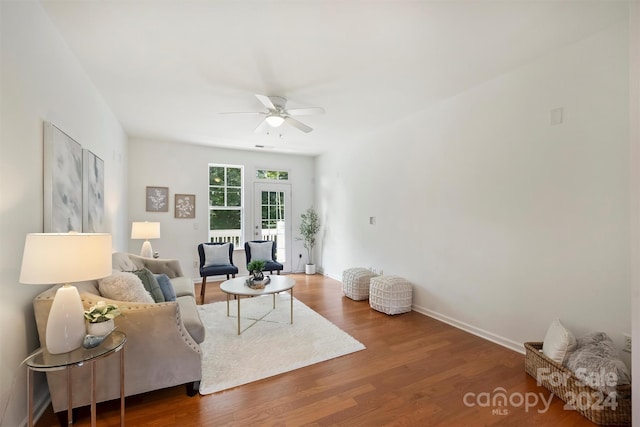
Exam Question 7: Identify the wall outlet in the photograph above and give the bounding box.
[623,333,631,353]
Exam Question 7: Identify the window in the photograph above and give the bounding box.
[256,169,289,181]
[208,164,243,246]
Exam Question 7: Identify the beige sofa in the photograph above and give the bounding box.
[33,252,204,414]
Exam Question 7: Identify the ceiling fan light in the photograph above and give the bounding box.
[265,115,284,127]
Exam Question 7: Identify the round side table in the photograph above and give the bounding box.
[26,331,127,427]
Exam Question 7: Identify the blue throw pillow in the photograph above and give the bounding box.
[154,273,177,302]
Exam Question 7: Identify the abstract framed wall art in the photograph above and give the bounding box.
[82,149,104,232]
[44,122,83,232]
[146,186,169,212]
[175,194,195,218]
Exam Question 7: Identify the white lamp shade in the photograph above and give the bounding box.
[131,221,160,240]
[20,233,112,284]
[19,232,112,354]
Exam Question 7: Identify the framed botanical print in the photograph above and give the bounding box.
[146,186,169,212]
[175,194,195,218]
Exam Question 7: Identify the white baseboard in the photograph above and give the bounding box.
[411,304,525,355]
[18,391,50,427]
[293,270,524,355]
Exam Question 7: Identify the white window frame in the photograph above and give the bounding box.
[208,164,244,247]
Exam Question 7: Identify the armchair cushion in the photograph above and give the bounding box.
[203,242,231,267]
[98,271,154,303]
[154,274,177,302]
[131,268,165,303]
[248,241,274,262]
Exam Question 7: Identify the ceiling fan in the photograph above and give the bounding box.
[221,94,324,133]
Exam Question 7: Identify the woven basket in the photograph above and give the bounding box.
[524,342,631,425]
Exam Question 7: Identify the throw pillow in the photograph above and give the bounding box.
[248,241,273,262]
[203,243,231,267]
[98,271,154,303]
[130,268,165,303]
[564,332,631,393]
[154,273,177,302]
[542,318,576,364]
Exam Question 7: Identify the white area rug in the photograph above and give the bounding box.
[197,293,365,395]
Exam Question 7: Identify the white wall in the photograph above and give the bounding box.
[316,20,631,356]
[629,0,640,418]
[128,138,315,278]
[0,2,128,426]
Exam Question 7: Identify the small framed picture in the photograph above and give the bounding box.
[146,186,169,212]
[175,194,195,218]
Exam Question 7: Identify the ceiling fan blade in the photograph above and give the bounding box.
[255,94,276,110]
[219,111,263,115]
[284,116,312,133]
[254,118,270,133]
[286,107,325,116]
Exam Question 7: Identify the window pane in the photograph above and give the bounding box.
[209,188,224,206]
[227,168,241,186]
[256,170,266,179]
[266,170,279,180]
[209,210,241,230]
[210,167,225,186]
[278,171,289,180]
[269,191,277,205]
[227,188,241,206]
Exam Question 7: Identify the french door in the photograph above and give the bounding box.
[253,183,291,272]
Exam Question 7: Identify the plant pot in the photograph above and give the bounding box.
[252,270,264,281]
[305,264,316,275]
[87,319,114,337]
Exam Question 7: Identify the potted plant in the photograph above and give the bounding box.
[247,260,266,281]
[84,300,121,337]
[298,207,320,274]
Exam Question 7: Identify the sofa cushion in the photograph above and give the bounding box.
[171,276,195,298]
[131,268,165,303]
[203,243,231,267]
[98,271,154,303]
[542,318,576,364]
[248,241,274,262]
[154,274,177,302]
[177,296,205,344]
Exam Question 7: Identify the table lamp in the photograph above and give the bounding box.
[20,232,112,354]
[131,221,160,258]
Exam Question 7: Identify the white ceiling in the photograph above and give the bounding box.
[40,0,628,156]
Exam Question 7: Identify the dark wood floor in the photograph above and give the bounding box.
[36,274,596,426]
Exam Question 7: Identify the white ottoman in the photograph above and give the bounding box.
[369,275,413,315]
[342,268,377,301]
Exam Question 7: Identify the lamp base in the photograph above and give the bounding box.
[45,284,86,354]
[140,240,153,258]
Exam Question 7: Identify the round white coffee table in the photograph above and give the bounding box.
[220,275,295,335]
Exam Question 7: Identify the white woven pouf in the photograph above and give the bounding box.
[369,276,413,315]
[342,268,377,301]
